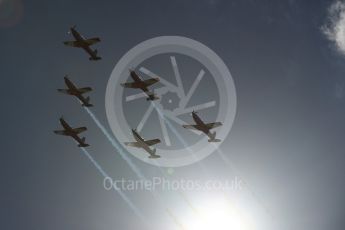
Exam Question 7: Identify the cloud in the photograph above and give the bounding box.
[322,1,345,55]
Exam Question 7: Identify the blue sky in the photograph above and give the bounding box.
[1,1,345,230]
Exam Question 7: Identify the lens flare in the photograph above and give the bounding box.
[0,0,23,28]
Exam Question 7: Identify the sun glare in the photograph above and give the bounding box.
[183,196,255,230]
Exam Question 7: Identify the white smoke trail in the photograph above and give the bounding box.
[83,107,186,230]
[84,107,146,181]
[150,101,208,173]
[79,147,148,224]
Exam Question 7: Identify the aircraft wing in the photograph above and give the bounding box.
[124,142,142,148]
[54,130,68,135]
[121,82,137,88]
[57,89,69,94]
[84,37,101,46]
[72,127,87,134]
[64,41,81,47]
[205,122,222,129]
[144,139,161,146]
[78,87,92,94]
[182,124,199,130]
[143,78,159,86]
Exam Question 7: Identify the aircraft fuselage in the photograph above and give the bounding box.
[60,118,71,130]
[60,118,77,136]
[71,28,85,43]
[64,26,101,61]
[59,118,86,145]
[133,129,145,143]
[64,77,78,95]
[130,71,149,90]
[192,112,211,135]
[62,77,91,106]
[132,129,154,154]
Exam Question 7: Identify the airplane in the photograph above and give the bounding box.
[182,111,223,142]
[63,26,101,61]
[57,76,93,107]
[124,129,161,158]
[54,117,90,147]
[121,70,160,101]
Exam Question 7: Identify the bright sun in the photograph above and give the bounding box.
[183,196,254,230]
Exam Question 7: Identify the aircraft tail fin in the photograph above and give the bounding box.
[151,148,156,155]
[82,96,93,107]
[89,49,102,61]
[78,137,90,147]
[146,91,159,101]
[149,148,161,158]
[208,132,221,142]
[89,56,102,61]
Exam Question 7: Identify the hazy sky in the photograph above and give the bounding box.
[2,0,345,230]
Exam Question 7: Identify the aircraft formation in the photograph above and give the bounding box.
[55,26,222,158]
